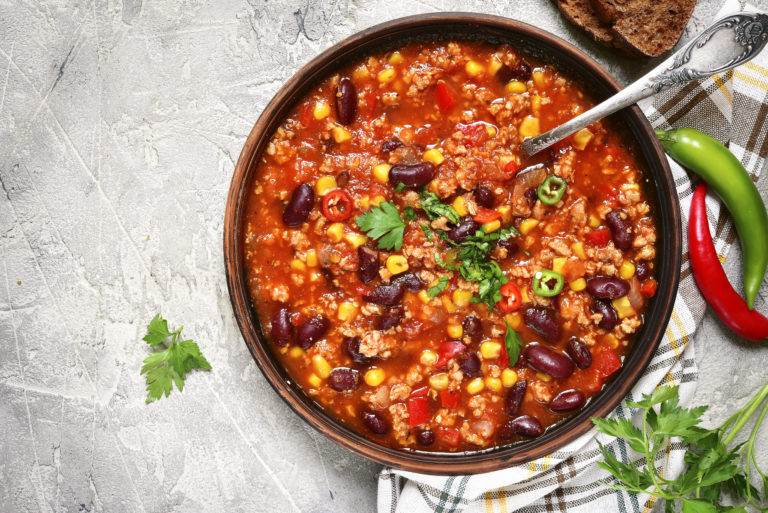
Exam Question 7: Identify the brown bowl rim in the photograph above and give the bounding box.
[224,12,681,474]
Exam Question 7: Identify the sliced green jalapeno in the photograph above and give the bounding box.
[537,176,568,205]
[532,270,564,297]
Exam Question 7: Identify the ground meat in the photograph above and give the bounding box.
[619,316,642,335]
[553,151,576,181]
[468,395,488,418]
[460,420,488,446]
[389,403,413,444]
[359,330,395,358]
[547,237,572,256]
[389,383,412,402]
[529,381,555,403]
[364,385,391,411]
[270,285,289,302]
[569,198,587,226]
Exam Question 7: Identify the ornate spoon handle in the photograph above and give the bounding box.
[522,12,768,157]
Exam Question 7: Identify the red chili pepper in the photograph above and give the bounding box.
[435,81,456,112]
[640,279,658,298]
[437,427,461,446]
[586,227,611,246]
[473,208,501,224]
[593,348,621,378]
[503,160,520,177]
[439,389,460,409]
[407,395,431,427]
[498,281,522,313]
[435,340,466,368]
[321,189,354,221]
[689,183,768,342]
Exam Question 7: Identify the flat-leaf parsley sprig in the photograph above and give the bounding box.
[141,314,212,403]
[355,201,405,251]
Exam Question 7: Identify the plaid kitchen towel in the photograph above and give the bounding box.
[378,1,768,511]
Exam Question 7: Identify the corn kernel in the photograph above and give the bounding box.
[422,148,445,166]
[326,223,344,242]
[488,55,503,75]
[480,341,502,360]
[337,301,358,322]
[571,242,586,260]
[364,368,386,387]
[309,272,322,282]
[315,176,337,196]
[482,220,501,233]
[465,60,485,77]
[531,95,542,115]
[312,355,332,379]
[485,124,498,137]
[441,295,457,313]
[447,324,463,339]
[288,347,305,359]
[371,195,386,206]
[485,377,503,393]
[604,333,620,348]
[386,255,409,275]
[358,196,370,210]
[420,349,438,366]
[536,372,552,382]
[388,51,403,64]
[452,289,473,308]
[377,67,396,83]
[428,372,450,391]
[521,287,531,303]
[519,218,539,235]
[501,368,518,387]
[373,163,391,183]
[505,312,522,330]
[313,100,330,120]
[305,249,318,267]
[588,214,601,228]
[290,259,306,271]
[332,125,351,143]
[308,373,322,388]
[329,253,341,263]
[552,257,567,275]
[573,128,594,150]
[532,68,546,88]
[570,278,587,292]
[519,116,540,139]
[497,205,512,223]
[418,290,432,304]
[466,377,485,394]
[452,196,468,216]
[344,232,367,248]
[612,296,635,319]
[619,260,636,280]
[505,80,527,94]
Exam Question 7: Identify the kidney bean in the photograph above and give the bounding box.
[566,337,592,369]
[364,282,405,306]
[328,367,359,392]
[388,162,435,189]
[336,170,350,188]
[378,305,404,331]
[416,428,436,446]
[462,315,483,342]
[458,352,482,377]
[549,389,586,412]
[523,306,562,343]
[392,272,422,292]
[605,210,633,250]
[343,336,374,365]
[357,246,379,284]
[361,411,389,435]
[296,315,330,349]
[496,61,532,84]
[270,306,293,346]
[380,138,402,154]
[592,299,619,330]
[497,238,518,256]
[473,185,495,208]
[447,216,479,242]
[586,276,630,300]
[282,183,314,227]
[505,380,527,415]
[335,77,357,125]
[499,415,544,440]
[635,261,651,281]
[524,187,538,205]
[523,344,575,379]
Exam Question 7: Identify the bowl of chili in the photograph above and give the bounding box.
[224,13,682,473]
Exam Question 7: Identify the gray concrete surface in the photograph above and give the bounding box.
[1,1,767,512]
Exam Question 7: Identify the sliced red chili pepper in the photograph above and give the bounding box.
[473,208,501,224]
[498,342,508,367]
[456,122,489,147]
[437,427,461,446]
[586,227,611,246]
[593,348,621,378]
[407,395,431,427]
[640,279,658,298]
[498,281,522,313]
[321,189,354,221]
[689,183,768,341]
[435,81,456,113]
[435,340,466,368]
[439,389,460,409]
[503,160,520,176]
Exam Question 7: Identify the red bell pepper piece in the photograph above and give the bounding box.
[586,227,611,246]
[435,340,466,368]
[435,81,456,112]
[407,395,431,427]
[640,279,658,298]
[439,389,461,409]
[503,160,520,176]
[689,183,768,341]
[473,208,501,224]
[437,427,461,447]
[593,348,621,378]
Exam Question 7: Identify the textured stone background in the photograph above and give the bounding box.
[1,1,767,512]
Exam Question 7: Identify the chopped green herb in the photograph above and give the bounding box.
[355,201,405,251]
[427,275,450,298]
[141,314,212,403]
[419,190,460,224]
[434,250,458,271]
[394,182,407,193]
[504,321,522,367]
[420,223,433,241]
[404,206,417,221]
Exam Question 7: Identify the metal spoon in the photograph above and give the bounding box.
[522,12,768,157]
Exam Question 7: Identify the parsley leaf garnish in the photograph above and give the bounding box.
[420,223,434,241]
[394,182,407,193]
[419,190,460,224]
[141,314,212,403]
[355,201,405,251]
[427,275,450,298]
[404,206,417,221]
[504,321,521,367]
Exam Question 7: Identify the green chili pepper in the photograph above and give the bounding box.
[537,176,568,205]
[657,128,768,309]
[532,270,564,297]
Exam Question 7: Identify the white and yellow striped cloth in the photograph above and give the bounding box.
[378,1,768,511]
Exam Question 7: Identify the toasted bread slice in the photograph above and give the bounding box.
[590,0,632,23]
[609,0,697,57]
[556,0,616,47]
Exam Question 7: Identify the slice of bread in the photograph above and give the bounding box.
[555,0,697,57]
